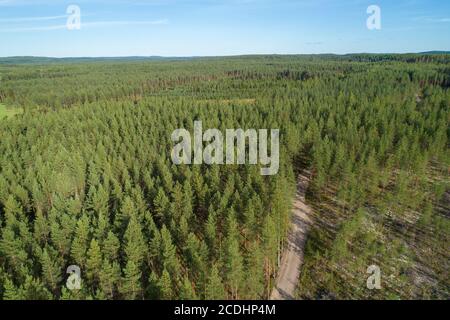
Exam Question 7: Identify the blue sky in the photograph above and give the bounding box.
[0,0,449,57]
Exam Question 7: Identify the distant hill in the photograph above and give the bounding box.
[0,52,449,65]
[419,51,450,55]
[0,56,195,65]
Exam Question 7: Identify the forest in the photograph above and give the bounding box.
[0,54,448,300]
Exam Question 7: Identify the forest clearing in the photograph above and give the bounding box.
[0,104,22,120]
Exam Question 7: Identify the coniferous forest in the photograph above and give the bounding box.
[0,54,448,300]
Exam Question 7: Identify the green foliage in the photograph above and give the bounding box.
[0,55,448,300]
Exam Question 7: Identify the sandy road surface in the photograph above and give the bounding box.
[270,172,312,300]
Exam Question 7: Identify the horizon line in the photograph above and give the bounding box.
[1,51,450,60]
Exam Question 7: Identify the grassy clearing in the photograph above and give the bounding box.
[0,103,23,119]
[197,98,256,106]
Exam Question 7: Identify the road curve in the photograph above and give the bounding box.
[270,172,312,300]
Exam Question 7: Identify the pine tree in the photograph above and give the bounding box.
[40,248,61,293]
[86,239,102,287]
[49,210,74,257]
[205,209,217,256]
[205,265,225,300]
[262,214,277,298]
[0,228,28,271]
[3,278,22,300]
[182,180,193,222]
[244,241,264,299]
[158,269,173,300]
[124,217,146,267]
[120,261,142,300]
[179,276,197,300]
[161,226,181,278]
[146,271,160,299]
[3,195,22,226]
[223,213,243,299]
[99,259,121,299]
[33,208,50,245]
[114,196,137,231]
[243,203,256,241]
[103,231,120,262]
[70,214,91,268]
[21,275,53,300]
[183,233,208,289]
[154,187,170,224]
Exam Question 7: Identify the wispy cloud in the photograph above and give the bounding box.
[0,15,68,22]
[0,0,16,5]
[0,19,169,32]
[433,18,450,23]
[305,41,323,46]
[0,0,35,6]
[83,19,169,28]
[412,16,450,23]
[0,24,68,32]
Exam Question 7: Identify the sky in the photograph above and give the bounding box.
[0,0,449,57]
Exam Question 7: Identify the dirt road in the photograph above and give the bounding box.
[270,172,312,300]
